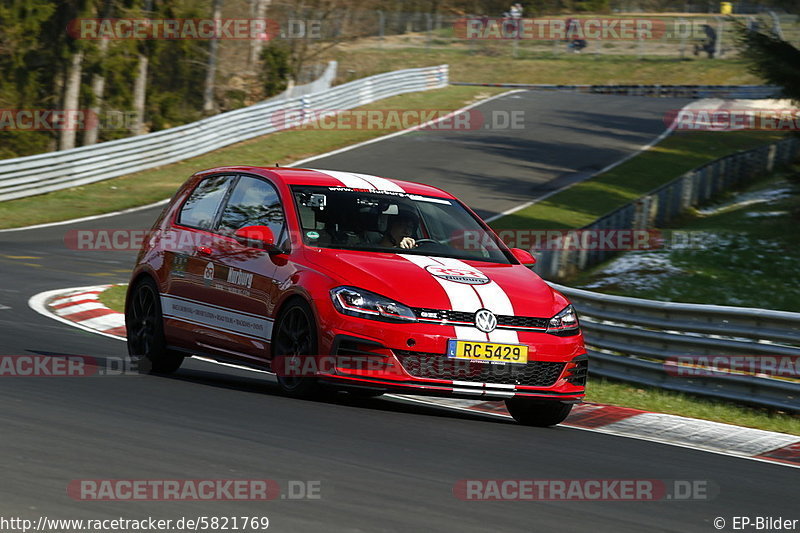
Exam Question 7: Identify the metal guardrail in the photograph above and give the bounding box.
[506,91,798,410]
[451,82,782,99]
[534,136,799,280]
[0,63,449,202]
[550,282,800,412]
[536,136,799,410]
[534,135,799,411]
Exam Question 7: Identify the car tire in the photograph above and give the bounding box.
[504,398,573,427]
[125,278,184,374]
[272,299,324,397]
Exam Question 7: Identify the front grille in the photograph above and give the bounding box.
[497,314,549,329]
[566,358,588,386]
[395,351,565,387]
[411,308,550,330]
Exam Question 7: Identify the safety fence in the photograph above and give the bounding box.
[551,282,800,411]
[451,82,782,99]
[0,63,448,202]
[533,136,799,280]
[532,127,798,411]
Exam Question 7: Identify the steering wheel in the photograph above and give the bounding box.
[413,239,440,248]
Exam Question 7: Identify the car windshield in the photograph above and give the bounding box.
[291,185,513,264]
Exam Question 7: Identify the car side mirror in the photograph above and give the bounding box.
[511,248,536,266]
[234,225,283,254]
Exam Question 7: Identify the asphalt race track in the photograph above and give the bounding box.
[301,91,686,218]
[0,91,795,532]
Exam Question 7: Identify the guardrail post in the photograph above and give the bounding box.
[766,144,777,172]
[647,194,658,227]
[300,96,310,123]
[634,195,657,229]
[669,180,681,220]
[546,249,560,280]
[556,233,573,279]
[577,233,589,270]
[680,172,695,211]
[694,167,705,204]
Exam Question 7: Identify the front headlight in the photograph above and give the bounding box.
[547,305,580,336]
[331,286,417,323]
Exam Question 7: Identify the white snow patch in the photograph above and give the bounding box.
[580,252,683,291]
[697,184,792,216]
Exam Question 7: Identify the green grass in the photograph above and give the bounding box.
[328,47,762,86]
[95,283,800,435]
[586,377,800,435]
[491,131,786,231]
[573,166,800,312]
[0,86,504,229]
[98,284,127,314]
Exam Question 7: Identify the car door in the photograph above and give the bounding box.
[199,174,288,363]
[160,173,238,352]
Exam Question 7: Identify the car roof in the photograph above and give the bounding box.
[197,166,456,199]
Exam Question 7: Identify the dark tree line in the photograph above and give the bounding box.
[738,23,800,102]
[13,0,796,160]
[0,0,211,158]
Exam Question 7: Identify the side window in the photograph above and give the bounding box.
[177,175,234,230]
[218,176,285,240]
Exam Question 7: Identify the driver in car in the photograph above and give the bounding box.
[380,210,418,249]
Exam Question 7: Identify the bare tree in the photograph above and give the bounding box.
[131,54,148,135]
[131,0,153,135]
[203,0,224,114]
[84,0,113,146]
[248,0,272,70]
[84,39,108,145]
[59,49,83,151]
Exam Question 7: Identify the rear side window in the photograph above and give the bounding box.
[218,176,285,239]
[177,175,234,230]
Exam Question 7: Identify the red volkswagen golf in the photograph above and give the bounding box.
[125,166,587,426]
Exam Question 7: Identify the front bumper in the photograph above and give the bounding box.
[311,300,588,401]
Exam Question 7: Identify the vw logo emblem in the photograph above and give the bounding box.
[474,308,497,333]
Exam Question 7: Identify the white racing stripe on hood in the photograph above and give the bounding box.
[423,256,520,344]
[310,169,405,192]
[353,173,406,192]
[399,254,487,341]
[310,168,375,189]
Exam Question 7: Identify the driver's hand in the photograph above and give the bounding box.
[399,237,416,249]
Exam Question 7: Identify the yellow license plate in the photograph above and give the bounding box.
[446,340,528,364]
